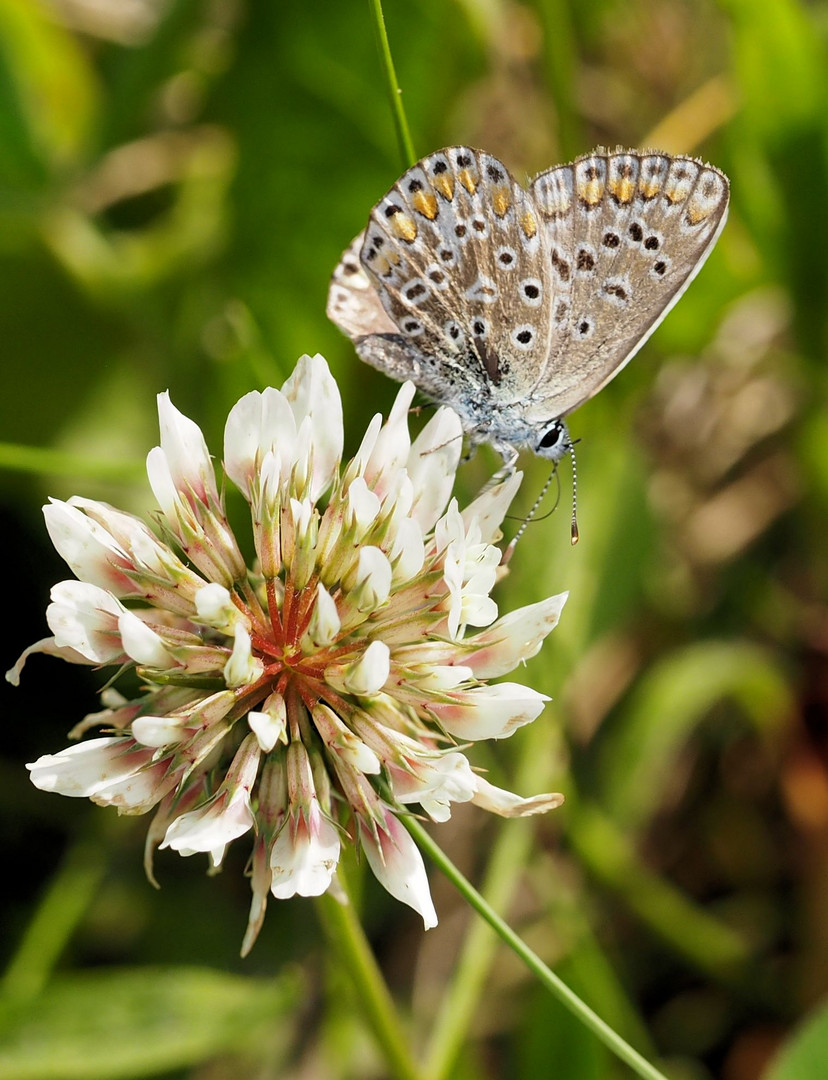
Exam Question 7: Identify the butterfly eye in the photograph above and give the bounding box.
[537,421,566,451]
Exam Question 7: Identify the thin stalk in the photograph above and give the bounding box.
[317,890,423,1080]
[423,729,574,1078]
[424,813,537,1079]
[368,0,416,168]
[535,0,583,159]
[405,816,671,1080]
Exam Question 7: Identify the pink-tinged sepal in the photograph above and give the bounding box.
[6,635,93,684]
[358,810,438,929]
[462,593,568,678]
[471,775,564,817]
[428,683,549,741]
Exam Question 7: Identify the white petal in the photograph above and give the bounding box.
[346,546,392,613]
[27,737,149,797]
[434,498,464,555]
[118,609,176,669]
[66,497,198,590]
[290,496,313,536]
[461,470,523,543]
[360,814,437,929]
[43,499,134,595]
[157,739,259,857]
[326,640,390,696]
[46,581,125,663]
[156,391,219,506]
[407,407,463,530]
[459,593,498,631]
[345,476,381,535]
[391,751,477,822]
[195,583,237,629]
[349,412,382,477]
[248,693,288,752]
[91,767,174,811]
[131,715,188,747]
[303,583,341,649]
[145,445,179,521]
[281,354,343,500]
[363,382,416,493]
[223,622,262,688]
[223,386,296,498]
[163,804,251,862]
[428,683,549,741]
[389,517,424,583]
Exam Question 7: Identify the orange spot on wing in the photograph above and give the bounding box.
[685,203,709,225]
[578,178,604,206]
[391,214,418,242]
[664,181,689,204]
[492,187,511,217]
[458,169,477,195]
[638,177,662,199]
[609,177,635,203]
[411,191,439,219]
[432,174,455,200]
[521,210,538,238]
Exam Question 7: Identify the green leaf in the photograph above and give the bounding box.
[0,966,299,1079]
[0,0,99,170]
[764,999,828,1080]
[721,0,826,135]
[599,641,792,829]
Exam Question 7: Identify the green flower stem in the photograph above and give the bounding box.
[423,812,539,1080]
[405,816,671,1080]
[536,0,583,159]
[1,841,107,1003]
[317,890,423,1080]
[422,728,570,1079]
[368,0,416,168]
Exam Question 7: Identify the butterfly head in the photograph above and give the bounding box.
[533,418,571,462]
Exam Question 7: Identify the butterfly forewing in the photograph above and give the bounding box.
[529,150,729,417]
[358,147,553,408]
[327,233,396,339]
[327,232,437,388]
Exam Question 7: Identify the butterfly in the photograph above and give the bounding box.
[327,146,729,470]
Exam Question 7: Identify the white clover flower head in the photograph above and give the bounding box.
[9,354,567,954]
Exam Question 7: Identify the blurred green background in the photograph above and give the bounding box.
[1,0,827,1077]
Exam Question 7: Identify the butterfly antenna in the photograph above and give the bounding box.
[501,469,557,565]
[569,440,580,545]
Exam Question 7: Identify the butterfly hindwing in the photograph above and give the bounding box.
[529,150,730,417]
